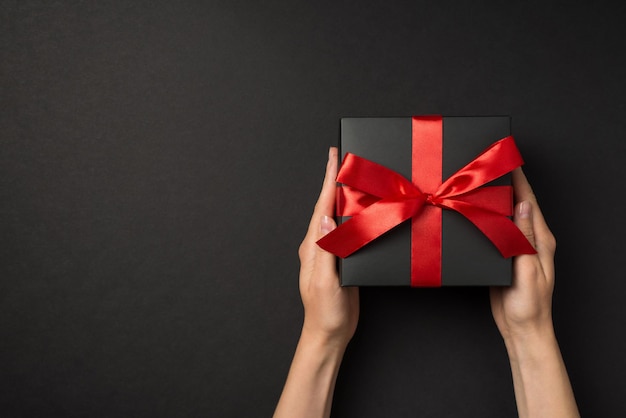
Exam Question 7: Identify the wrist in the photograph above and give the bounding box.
[299,326,350,359]
[503,323,558,364]
[301,316,354,353]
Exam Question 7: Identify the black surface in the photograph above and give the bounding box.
[339,116,512,286]
[2,1,626,417]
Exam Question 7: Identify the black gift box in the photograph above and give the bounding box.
[338,116,513,287]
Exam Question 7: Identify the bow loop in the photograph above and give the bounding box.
[337,153,422,199]
[436,136,524,198]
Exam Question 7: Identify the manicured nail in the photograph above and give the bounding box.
[518,201,531,219]
[321,215,334,234]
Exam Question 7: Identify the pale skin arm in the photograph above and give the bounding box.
[273,147,359,418]
[274,149,579,418]
[490,168,580,418]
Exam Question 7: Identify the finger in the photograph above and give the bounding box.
[321,214,337,236]
[514,200,536,249]
[512,200,542,287]
[513,200,555,287]
[306,147,338,238]
[512,167,535,204]
[512,168,555,273]
[512,168,550,233]
[317,215,339,272]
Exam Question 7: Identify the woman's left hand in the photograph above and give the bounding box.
[298,146,359,349]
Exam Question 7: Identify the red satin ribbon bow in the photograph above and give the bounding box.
[317,116,536,287]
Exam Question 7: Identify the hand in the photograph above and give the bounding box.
[274,147,359,418]
[298,147,359,349]
[490,168,579,418]
[490,167,557,341]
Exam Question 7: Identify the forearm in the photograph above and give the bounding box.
[274,331,346,418]
[505,327,579,418]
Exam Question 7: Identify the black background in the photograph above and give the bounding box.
[2,1,625,417]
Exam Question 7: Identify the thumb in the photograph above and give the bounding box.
[320,215,337,237]
[514,200,536,249]
[317,215,339,267]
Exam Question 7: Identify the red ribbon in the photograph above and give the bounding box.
[317,116,536,287]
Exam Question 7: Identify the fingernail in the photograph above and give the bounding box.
[321,215,334,234]
[518,201,531,219]
[328,147,333,161]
